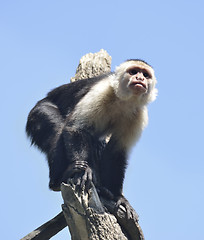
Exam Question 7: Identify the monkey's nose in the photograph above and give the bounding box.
[136,73,144,80]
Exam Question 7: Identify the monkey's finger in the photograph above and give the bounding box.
[84,168,93,191]
[115,197,123,208]
[116,204,130,219]
[131,210,139,221]
[73,162,88,171]
[124,205,131,219]
[73,173,81,185]
[72,166,85,172]
[87,169,92,182]
[75,161,88,167]
[80,171,88,190]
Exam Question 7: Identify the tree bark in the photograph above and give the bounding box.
[61,182,128,240]
[61,181,144,240]
[70,49,112,82]
[20,212,67,240]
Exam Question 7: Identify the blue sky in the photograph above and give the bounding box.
[1,0,204,239]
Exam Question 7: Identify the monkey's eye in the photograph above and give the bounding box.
[128,69,138,75]
[143,72,149,78]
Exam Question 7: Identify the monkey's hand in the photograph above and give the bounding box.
[65,161,93,192]
[115,195,139,221]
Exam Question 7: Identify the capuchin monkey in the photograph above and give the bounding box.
[26,59,157,211]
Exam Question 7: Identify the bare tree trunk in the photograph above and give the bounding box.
[70,49,112,82]
[21,50,145,240]
[61,182,127,240]
[61,180,144,240]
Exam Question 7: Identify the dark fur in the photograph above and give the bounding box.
[26,73,126,196]
[126,59,152,67]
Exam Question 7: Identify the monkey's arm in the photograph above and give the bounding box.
[61,126,98,190]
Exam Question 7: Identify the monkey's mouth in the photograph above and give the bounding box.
[129,81,147,90]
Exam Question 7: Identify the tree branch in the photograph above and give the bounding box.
[20,212,67,240]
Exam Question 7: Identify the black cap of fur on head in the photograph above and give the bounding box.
[125,59,152,68]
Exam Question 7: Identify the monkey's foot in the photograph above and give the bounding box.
[99,189,139,221]
[78,165,93,191]
[115,195,139,221]
[65,161,93,192]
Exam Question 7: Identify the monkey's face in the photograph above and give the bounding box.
[126,66,151,95]
[112,60,157,103]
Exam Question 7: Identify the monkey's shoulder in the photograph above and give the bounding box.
[48,73,112,98]
[46,73,112,116]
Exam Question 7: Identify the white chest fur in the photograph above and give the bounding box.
[70,78,148,149]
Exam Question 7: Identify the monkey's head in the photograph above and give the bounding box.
[111,59,158,104]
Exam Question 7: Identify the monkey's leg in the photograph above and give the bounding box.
[99,138,138,219]
[62,127,96,191]
[99,137,127,197]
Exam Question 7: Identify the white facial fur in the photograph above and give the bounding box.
[110,60,158,104]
